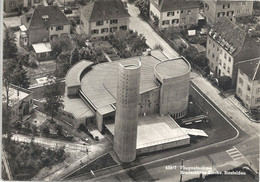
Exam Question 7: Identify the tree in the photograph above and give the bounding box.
[55,51,71,78]
[135,0,150,18]
[3,28,18,59]
[218,76,232,91]
[43,79,64,121]
[11,61,30,88]
[153,15,159,27]
[51,36,73,57]
[55,124,63,136]
[41,125,50,137]
[70,47,80,66]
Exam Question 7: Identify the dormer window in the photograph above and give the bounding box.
[42,15,49,21]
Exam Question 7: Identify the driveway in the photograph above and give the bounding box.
[127,3,179,59]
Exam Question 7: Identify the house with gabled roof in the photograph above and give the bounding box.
[235,58,260,111]
[150,0,200,30]
[204,0,254,25]
[80,0,130,38]
[20,4,71,60]
[206,17,260,87]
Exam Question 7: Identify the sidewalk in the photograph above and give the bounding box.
[191,73,259,136]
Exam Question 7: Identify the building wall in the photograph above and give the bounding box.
[29,28,49,46]
[206,36,234,79]
[136,137,190,155]
[160,10,180,29]
[80,15,129,38]
[179,8,199,29]
[49,24,70,41]
[4,0,23,13]
[204,1,253,25]
[114,62,141,163]
[150,2,162,27]
[138,88,160,116]
[155,70,190,119]
[236,69,260,110]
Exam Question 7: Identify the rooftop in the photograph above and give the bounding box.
[236,58,260,81]
[209,17,260,61]
[21,5,71,29]
[80,0,130,22]
[154,58,190,79]
[2,85,32,107]
[105,115,190,149]
[150,0,200,12]
[63,95,95,120]
[66,60,93,88]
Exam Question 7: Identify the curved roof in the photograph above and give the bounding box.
[154,57,190,79]
[66,60,93,88]
[80,56,161,110]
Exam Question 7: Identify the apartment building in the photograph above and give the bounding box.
[206,18,260,87]
[80,0,130,38]
[204,0,254,25]
[4,0,42,14]
[235,58,260,111]
[150,0,200,30]
[20,5,71,60]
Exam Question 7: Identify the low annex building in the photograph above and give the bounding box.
[2,84,34,123]
[80,0,130,38]
[65,50,191,161]
[235,58,260,111]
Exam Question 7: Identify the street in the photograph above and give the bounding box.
[127,3,179,59]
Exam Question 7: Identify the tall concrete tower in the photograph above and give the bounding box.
[113,60,141,163]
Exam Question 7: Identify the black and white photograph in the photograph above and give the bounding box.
[0,0,259,181]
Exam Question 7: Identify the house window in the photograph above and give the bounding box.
[162,20,170,25]
[217,46,219,51]
[110,19,118,24]
[216,57,219,62]
[209,39,211,44]
[212,53,215,58]
[120,25,127,30]
[223,63,226,69]
[181,10,183,13]
[218,12,225,17]
[247,85,251,91]
[96,21,103,26]
[227,11,234,16]
[219,59,222,65]
[227,67,230,73]
[228,57,231,62]
[91,29,99,34]
[101,28,108,33]
[182,17,186,23]
[213,43,215,48]
[10,1,15,6]
[256,98,260,103]
[224,53,227,59]
[238,88,242,95]
[187,10,191,14]
[51,27,53,30]
[56,26,64,31]
[167,12,174,16]
[241,2,246,5]
[172,19,179,24]
[208,49,210,55]
[239,77,243,85]
[177,11,179,14]
[220,49,222,54]
[110,27,117,32]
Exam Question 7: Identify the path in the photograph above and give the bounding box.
[127,3,179,59]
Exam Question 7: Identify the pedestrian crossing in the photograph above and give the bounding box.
[226,146,245,161]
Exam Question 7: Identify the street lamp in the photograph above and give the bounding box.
[180,159,184,182]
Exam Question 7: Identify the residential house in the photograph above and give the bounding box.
[20,5,71,60]
[235,58,260,111]
[206,18,260,87]
[150,0,200,30]
[80,0,130,38]
[204,0,254,25]
[2,84,34,123]
[4,0,42,14]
